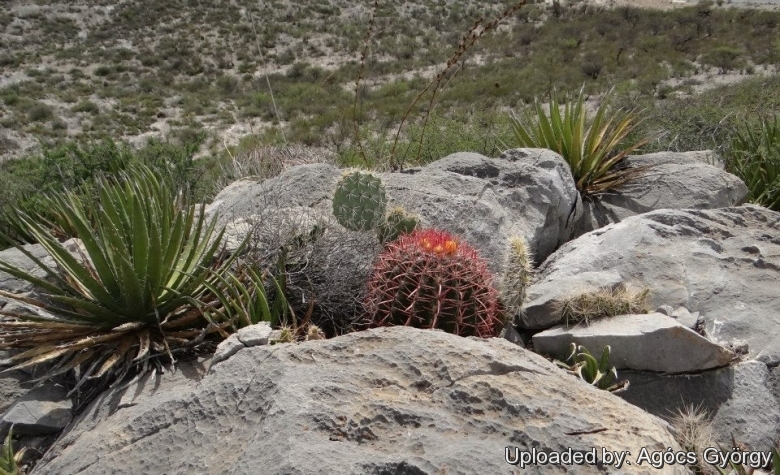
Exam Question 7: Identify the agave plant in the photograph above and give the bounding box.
[0,164,247,389]
[554,343,628,393]
[725,115,780,211]
[509,88,651,196]
[0,427,22,475]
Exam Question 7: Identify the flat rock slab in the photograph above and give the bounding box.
[521,205,780,362]
[533,313,735,373]
[33,328,686,475]
[619,360,780,452]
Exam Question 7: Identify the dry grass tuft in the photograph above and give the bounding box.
[556,283,651,326]
[669,404,717,475]
[218,144,334,188]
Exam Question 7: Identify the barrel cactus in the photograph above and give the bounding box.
[332,171,386,232]
[365,229,502,337]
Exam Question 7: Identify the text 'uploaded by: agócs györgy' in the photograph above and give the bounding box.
[505,446,775,469]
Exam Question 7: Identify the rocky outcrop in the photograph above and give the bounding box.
[32,327,686,475]
[0,383,72,439]
[207,149,581,271]
[520,204,779,452]
[521,205,780,363]
[575,151,748,235]
[619,361,780,452]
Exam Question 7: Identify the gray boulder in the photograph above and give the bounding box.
[206,149,581,271]
[532,313,735,373]
[575,151,747,235]
[521,205,780,363]
[32,327,686,475]
[0,383,72,438]
[619,360,780,452]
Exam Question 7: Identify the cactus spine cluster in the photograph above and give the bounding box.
[332,171,419,243]
[499,236,533,322]
[365,229,502,337]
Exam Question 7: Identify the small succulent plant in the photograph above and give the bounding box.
[554,343,628,393]
[377,206,419,244]
[365,228,502,338]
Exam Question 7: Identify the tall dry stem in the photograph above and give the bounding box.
[352,1,526,171]
[405,2,527,168]
[353,0,380,168]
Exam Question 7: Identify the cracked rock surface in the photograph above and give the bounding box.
[521,205,780,363]
[31,327,685,475]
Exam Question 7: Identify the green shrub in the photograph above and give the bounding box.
[508,88,651,196]
[701,46,743,74]
[27,103,54,122]
[72,100,99,114]
[93,65,112,76]
[0,139,218,248]
[724,115,780,211]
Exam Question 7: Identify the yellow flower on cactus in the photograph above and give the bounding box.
[418,235,458,255]
[444,240,458,255]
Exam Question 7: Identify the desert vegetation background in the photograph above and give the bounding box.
[1,0,779,238]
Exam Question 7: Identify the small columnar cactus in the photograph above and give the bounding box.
[377,206,419,243]
[332,171,386,232]
[365,229,502,337]
[500,236,533,321]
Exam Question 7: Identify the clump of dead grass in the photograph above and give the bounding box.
[669,404,717,475]
[218,143,334,188]
[556,283,651,326]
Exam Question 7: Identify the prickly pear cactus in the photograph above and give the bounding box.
[500,236,533,321]
[332,171,386,232]
[377,206,419,243]
[365,229,502,337]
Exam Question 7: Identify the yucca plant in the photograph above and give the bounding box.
[509,88,651,196]
[196,261,288,329]
[725,115,780,211]
[0,164,244,389]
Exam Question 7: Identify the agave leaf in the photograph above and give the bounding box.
[598,345,611,374]
[94,335,135,379]
[577,349,599,382]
